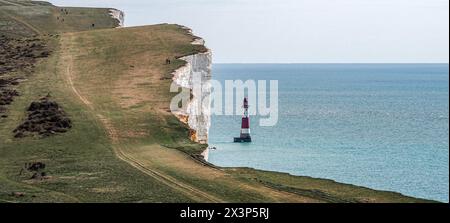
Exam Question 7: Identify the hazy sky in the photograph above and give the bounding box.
[49,0,449,63]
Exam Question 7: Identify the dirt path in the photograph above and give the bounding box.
[65,61,93,109]
[96,114,224,202]
[62,44,223,202]
[0,0,22,6]
[2,10,43,35]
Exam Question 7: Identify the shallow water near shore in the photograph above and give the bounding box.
[208,64,449,202]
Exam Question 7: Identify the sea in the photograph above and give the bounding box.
[207,63,449,202]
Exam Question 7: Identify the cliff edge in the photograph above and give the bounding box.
[109,9,125,27]
[172,35,212,144]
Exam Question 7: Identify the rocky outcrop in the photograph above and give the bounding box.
[172,31,212,145]
[109,9,125,27]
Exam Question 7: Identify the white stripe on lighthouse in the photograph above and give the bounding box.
[241,129,251,134]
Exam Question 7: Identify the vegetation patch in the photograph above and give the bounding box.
[0,34,50,75]
[19,162,49,180]
[13,95,72,138]
[0,78,20,118]
[0,34,50,118]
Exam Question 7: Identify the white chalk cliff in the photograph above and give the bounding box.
[109,9,125,27]
[172,29,212,145]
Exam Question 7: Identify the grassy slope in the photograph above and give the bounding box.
[0,0,119,37]
[0,0,433,203]
[0,0,193,203]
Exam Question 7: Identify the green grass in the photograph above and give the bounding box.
[0,36,193,202]
[226,168,436,203]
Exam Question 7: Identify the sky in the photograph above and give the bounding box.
[49,0,449,63]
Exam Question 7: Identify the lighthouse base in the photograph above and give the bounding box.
[234,137,252,143]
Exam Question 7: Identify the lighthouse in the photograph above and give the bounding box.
[234,97,252,143]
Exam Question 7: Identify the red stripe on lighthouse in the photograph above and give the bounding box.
[241,117,250,129]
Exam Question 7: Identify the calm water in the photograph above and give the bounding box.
[208,64,449,202]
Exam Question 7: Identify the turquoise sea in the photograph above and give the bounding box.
[208,64,449,202]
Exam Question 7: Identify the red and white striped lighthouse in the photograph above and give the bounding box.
[234,97,252,143]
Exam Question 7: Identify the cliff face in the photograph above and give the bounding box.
[172,36,212,145]
[109,9,125,27]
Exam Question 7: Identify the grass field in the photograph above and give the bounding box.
[0,0,434,203]
[0,0,119,37]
